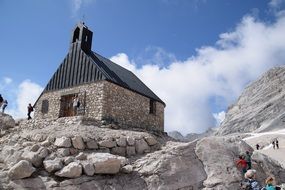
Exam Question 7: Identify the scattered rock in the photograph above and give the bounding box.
[64,156,75,165]
[86,140,98,149]
[8,160,36,180]
[88,153,122,174]
[43,158,63,173]
[116,137,127,147]
[75,152,87,160]
[41,140,51,147]
[144,136,158,146]
[33,134,47,142]
[126,146,136,157]
[54,137,72,148]
[57,148,70,157]
[135,139,150,154]
[111,147,126,156]
[121,164,133,174]
[72,136,85,150]
[55,162,82,178]
[98,139,116,148]
[21,150,43,167]
[30,144,40,152]
[82,162,95,176]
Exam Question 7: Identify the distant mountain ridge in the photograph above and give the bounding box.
[217,66,285,135]
[168,128,216,142]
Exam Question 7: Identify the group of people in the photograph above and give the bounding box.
[272,139,279,149]
[237,151,252,175]
[0,94,8,113]
[241,169,282,190]
[255,138,280,151]
[237,151,283,189]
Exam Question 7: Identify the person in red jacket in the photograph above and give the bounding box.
[236,155,248,175]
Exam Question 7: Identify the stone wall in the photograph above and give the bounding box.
[102,81,164,131]
[34,81,164,131]
[34,82,105,120]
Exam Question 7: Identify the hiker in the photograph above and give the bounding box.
[245,151,252,170]
[264,176,278,190]
[2,99,8,113]
[73,95,79,116]
[0,94,3,107]
[240,169,262,190]
[272,141,276,149]
[236,155,248,175]
[256,144,260,150]
[27,103,34,120]
[275,139,279,149]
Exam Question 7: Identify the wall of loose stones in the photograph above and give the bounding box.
[34,82,105,120]
[102,81,164,131]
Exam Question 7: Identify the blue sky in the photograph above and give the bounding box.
[1,0,285,134]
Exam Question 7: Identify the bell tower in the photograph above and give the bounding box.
[70,22,93,54]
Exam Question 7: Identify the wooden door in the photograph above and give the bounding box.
[59,94,75,117]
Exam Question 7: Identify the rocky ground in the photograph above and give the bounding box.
[1,113,285,189]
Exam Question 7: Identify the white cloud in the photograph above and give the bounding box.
[5,80,43,119]
[111,14,285,135]
[110,53,136,73]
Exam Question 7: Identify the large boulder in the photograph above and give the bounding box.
[54,137,72,148]
[71,136,85,150]
[135,141,207,190]
[87,153,122,174]
[21,150,43,167]
[135,139,150,154]
[195,137,246,189]
[8,160,36,180]
[55,162,82,178]
[81,162,95,176]
[43,158,63,173]
[0,113,15,129]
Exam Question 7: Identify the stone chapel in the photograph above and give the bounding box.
[34,22,165,131]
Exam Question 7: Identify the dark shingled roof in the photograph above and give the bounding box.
[44,43,165,105]
[91,52,164,104]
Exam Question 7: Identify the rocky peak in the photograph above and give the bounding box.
[217,66,285,135]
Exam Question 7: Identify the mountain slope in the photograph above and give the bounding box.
[217,66,285,135]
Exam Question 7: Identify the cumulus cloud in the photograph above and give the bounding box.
[111,14,285,135]
[3,79,43,119]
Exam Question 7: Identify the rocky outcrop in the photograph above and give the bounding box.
[217,66,285,135]
[0,113,15,130]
